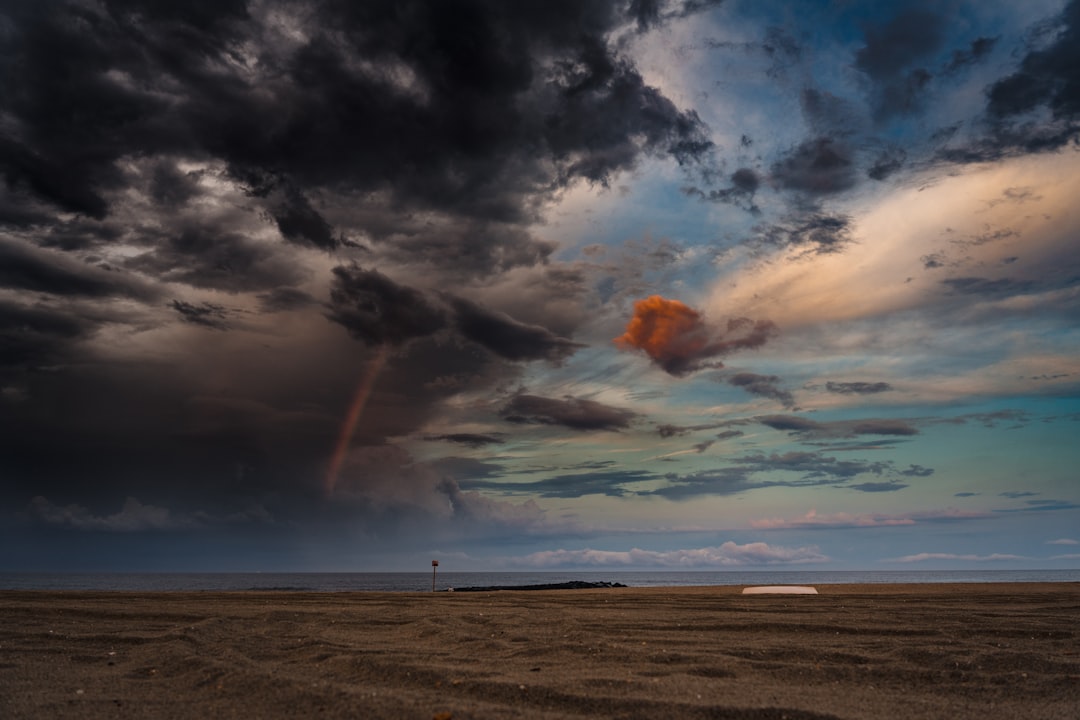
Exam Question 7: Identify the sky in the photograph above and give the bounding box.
[2,0,1079,573]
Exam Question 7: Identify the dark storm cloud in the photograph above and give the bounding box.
[758,414,918,440]
[727,372,795,408]
[287,0,709,219]
[1000,490,1038,499]
[0,0,745,569]
[942,36,999,75]
[986,1,1080,121]
[0,300,90,368]
[0,137,111,220]
[628,0,665,30]
[0,0,712,276]
[867,147,906,181]
[32,218,126,252]
[730,168,760,193]
[448,296,584,364]
[936,122,1080,164]
[326,265,586,361]
[825,381,893,395]
[627,0,727,31]
[502,394,638,431]
[732,451,890,479]
[271,187,337,251]
[375,223,558,279]
[425,433,506,449]
[0,239,155,299]
[682,167,760,211]
[747,213,854,255]
[170,300,229,330]
[656,421,730,437]
[848,481,908,493]
[257,287,316,313]
[837,420,919,436]
[0,0,249,219]
[127,227,305,293]
[941,1,1080,162]
[463,468,657,498]
[325,266,448,346]
[149,161,203,208]
[770,138,857,196]
[854,7,945,122]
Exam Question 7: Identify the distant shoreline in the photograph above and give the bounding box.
[1,581,1077,596]
[445,580,628,592]
[3,568,1079,592]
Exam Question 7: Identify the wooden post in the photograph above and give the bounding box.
[431,559,439,592]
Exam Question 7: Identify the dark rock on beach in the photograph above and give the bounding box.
[446,580,627,592]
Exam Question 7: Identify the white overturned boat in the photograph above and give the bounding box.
[741,585,819,594]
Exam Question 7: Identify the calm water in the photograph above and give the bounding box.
[1,569,1078,591]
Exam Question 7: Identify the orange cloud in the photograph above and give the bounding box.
[615,295,775,376]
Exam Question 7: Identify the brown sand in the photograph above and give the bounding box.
[1,584,1078,719]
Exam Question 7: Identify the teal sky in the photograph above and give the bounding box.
[1,0,1078,572]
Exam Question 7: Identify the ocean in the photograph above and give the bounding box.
[1,569,1078,591]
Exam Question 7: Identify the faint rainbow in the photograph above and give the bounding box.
[325,344,390,496]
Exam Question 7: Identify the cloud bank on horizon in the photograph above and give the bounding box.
[1,0,1078,572]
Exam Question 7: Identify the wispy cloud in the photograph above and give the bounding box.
[503,542,829,568]
[758,415,919,440]
[751,507,988,530]
[882,552,1026,563]
[996,499,1080,513]
[30,496,201,532]
[463,469,658,498]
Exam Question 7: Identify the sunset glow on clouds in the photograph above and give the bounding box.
[1,0,1078,572]
[614,295,775,376]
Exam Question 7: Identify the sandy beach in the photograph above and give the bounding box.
[2,584,1077,719]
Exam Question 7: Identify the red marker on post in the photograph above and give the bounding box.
[431,559,439,592]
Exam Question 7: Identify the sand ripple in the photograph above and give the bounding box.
[1,584,1078,719]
